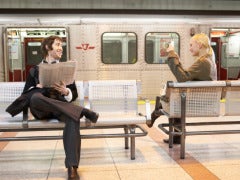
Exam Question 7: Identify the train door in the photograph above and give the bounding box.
[24,38,42,81]
[4,27,68,82]
[210,28,240,80]
[24,37,67,80]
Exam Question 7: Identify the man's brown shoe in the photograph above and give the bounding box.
[68,167,79,180]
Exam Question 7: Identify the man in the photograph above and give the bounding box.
[8,35,98,180]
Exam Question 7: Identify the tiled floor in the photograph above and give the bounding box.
[0,104,240,180]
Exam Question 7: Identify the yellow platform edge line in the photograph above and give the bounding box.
[138,100,155,105]
[138,99,226,104]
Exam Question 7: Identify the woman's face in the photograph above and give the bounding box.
[189,39,201,56]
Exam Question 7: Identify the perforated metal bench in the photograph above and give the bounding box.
[0,81,84,129]
[158,80,240,159]
[0,80,149,160]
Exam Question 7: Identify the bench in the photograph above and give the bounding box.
[158,80,240,159]
[0,80,150,160]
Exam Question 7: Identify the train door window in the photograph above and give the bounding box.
[4,27,68,82]
[145,32,180,64]
[102,32,137,64]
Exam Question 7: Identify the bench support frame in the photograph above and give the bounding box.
[0,123,147,160]
[159,85,240,159]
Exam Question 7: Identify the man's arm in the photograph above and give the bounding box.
[23,66,39,93]
[66,82,78,101]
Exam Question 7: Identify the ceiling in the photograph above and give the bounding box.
[1,14,240,25]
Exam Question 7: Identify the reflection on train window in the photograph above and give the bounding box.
[145,32,180,64]
[102,32,137,64]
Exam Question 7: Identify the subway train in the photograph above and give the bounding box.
[1,14,240,99]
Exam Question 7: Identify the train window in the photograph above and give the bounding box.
[102,32,137,64]
[145,32,180,64]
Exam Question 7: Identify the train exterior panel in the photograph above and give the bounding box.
[1,19,240,99]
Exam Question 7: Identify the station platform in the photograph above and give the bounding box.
[0,103,240,180]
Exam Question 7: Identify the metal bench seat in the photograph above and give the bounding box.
[158,80,240,159]
[0,80,149,160]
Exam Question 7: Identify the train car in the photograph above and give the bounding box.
[1,11,240,180]
[1,14,240,99]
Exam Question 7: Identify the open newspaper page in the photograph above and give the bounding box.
[39,61,77,87]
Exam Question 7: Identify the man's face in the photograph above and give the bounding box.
[189,39,200,57]
[48,39,63,60]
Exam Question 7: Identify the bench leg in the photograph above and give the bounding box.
[130,126,136,160]
[169,118,174,148]
[180,116,186,159]
[22,107,29,128]
[124,126,129,149]
[180,92,186,159]
[180,134,185,159]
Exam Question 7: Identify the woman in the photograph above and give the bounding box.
[147,33,217,143]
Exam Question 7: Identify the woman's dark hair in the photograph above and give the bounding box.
[41,35,63,58]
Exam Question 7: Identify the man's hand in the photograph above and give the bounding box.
[52,81,69,96]
[36,84,43,88]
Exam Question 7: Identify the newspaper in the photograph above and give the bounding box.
[39,61,77,87]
